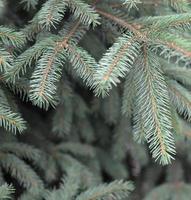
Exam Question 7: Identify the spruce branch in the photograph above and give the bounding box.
[68,0,100,27]
[58,154,97,188]
[0,184,14,200]
[28,20,83,109]
[59,19,86,45]
[20,0,39,10]
[30,0,100,30]
[31,0,68,30]
[6,78,30,101]
[164,0,190,12]
[133,108,146,144]
[19,188,46,200]
[29,47,67,109]
[164,64,191,87]
[29,44,69,109]
[9,18,87,110]
[67,44,97,86]
[45,167,80,200]
[109,0,160,8]
[95,8,142,36]
[2,0,191,189]
[144,182,191,200]
[59,167,80,200]
[0,48,12,73]
[7,20,83,84]
[0,89,26,133]
[5,37,56,82]
[97,148,129,179]
[0,107,26,133]
[0,142,41,163]
[93,32,140,97]
[122,0,142,10]
[153,32,191,66]
[131,62,146,144]
[141,13,191,32]
[0,27,25,48]
[134,47,176,165]
[168,80,191,122]
[76,180,134,200]
[0,153,44,189]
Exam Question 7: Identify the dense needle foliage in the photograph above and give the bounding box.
[1,0,191,199]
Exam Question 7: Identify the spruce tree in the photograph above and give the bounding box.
[1,0,191,199]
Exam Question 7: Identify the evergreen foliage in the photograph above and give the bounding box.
[0,184,14,200]
[1,0,191,199]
